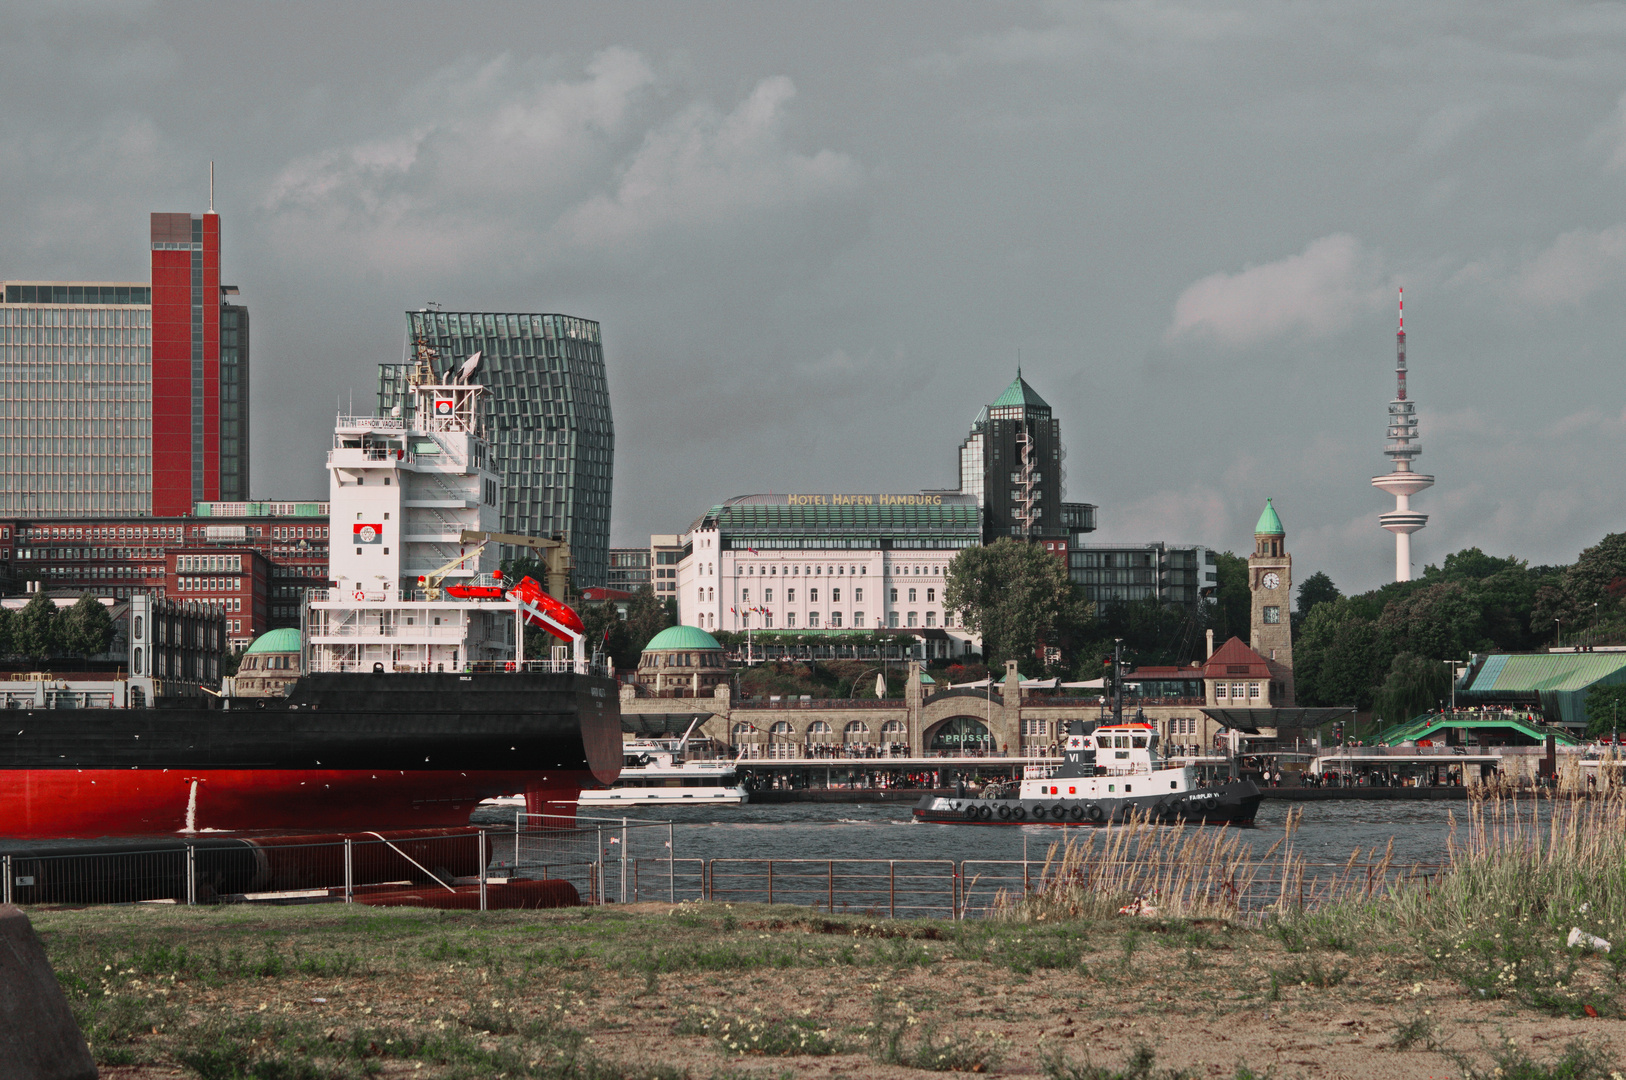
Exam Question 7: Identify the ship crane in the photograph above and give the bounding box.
[416,529,585,668]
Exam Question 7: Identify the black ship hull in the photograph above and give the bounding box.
[0,670,621,839]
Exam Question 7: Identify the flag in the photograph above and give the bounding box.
[353,524,383,545]
[746,546,758,555]
[876,672,886,699]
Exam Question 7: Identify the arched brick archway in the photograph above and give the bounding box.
[921,715,994,752]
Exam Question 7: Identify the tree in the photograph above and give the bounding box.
[577,600,632,666]
[1370,651,1452,727]
[1584,684,1626,739]
[13,591,58,662]
[0,606,13,659]
[1296,572,1340,620]
[623,587,676,656]
[58,593,115,658]
[1206,552,1251,645]
[1293,599,1385,710]
[944,539,1085,668]
[1377,582,1489,662]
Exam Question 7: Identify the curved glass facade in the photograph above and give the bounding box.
[380,310,613,587]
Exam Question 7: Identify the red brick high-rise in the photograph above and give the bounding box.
[150,212,221,517]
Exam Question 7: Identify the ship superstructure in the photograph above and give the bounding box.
[308,343,514,673]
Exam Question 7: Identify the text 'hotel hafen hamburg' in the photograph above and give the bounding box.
[377,310,613,588]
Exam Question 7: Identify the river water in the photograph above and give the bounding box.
[473,798,1489,869]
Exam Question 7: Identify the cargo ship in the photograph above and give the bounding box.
[0,345,620,839]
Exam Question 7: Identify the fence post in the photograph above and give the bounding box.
[828,860,834,913]
[479,830,487,912]
[767,861,774,906]
[621,818,629,905]
[3,854,10,906]
[344,840,353,904]
[667,822,675,904]
[889,861,895,920]
[514,818,521,875]
[185,845,196,906]
[597,826,604,905]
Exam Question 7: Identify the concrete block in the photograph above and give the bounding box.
[0,904,97,1080]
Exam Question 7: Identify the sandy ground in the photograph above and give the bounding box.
[32,901,1625,1079]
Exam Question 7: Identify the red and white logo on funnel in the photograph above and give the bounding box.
[353,524,382,544]
[433,396,455,417]
[507,576,585,643]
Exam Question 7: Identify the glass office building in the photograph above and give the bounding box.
[378,310,614,588]
[0,209,248,519]
[0,283,154,515]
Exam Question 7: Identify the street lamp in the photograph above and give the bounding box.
[1555,619,1563,649]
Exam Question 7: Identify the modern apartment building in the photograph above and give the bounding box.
[607,547,651,592]
[1069,542,1217,609]
[378,310,613,587]
[0,207,249,517]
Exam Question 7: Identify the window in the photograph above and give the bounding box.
[765,589,773,603]
[830,611,842,627]
[742,589,750,603]
[907,611,918,627]
[808,612,820,627]
[853,612,865,627]
[1022,719,1047,736]
[810,588,819,603]
[787,588,796,603]
[1215,683,1227,699]
[907,588,917,603]
[854,587,863,602]
[831,587,840,602]
[786,612,796,627]
[925,611,937,627]
[888,612,899,628]
[1232,683,1245,698]
[927,588,935,602]
[1248,682,1261,699]
[1262,605,1281,624]
[890,588,898,602]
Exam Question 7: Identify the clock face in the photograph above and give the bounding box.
[1262,572,1281,590]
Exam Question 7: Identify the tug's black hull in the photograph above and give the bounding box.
[912,780,1262,826]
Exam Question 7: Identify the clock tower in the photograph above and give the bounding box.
[1249,498,1295,706]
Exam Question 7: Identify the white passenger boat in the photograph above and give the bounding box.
[577,735,749,806]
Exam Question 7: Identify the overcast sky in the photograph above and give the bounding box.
[7,2,1626,597]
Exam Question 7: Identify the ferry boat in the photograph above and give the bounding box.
[0,343,620,839]
[913,719,1260,826]
[578,736,748,806]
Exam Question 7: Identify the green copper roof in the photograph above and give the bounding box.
[643,625,723,652]
[1255,498,1284,536]
[989,373,1049,410]
[244,628,302,655]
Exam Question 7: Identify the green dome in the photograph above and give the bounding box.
[643,625,723,652]
[1254,498,1284,536]
[244,628,302,655]
[919,671,936,685]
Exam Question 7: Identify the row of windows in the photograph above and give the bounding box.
[3,286,152,306]
[696,610,948,630]
[1214,683,1262,700]
[732,585,944,606]
[178,554,243,572]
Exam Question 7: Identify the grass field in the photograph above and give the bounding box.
[32,889,1626,1080]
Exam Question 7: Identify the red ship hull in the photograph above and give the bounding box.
[0,768,591,839]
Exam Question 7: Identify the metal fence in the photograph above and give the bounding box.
[0,825,1440,923]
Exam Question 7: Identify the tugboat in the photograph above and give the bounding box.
[913,644,1260,827]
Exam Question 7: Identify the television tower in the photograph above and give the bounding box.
[1371,287,1432,581]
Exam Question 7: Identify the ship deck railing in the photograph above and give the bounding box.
[306,658,613,678]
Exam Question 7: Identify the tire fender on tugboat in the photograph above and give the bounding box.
[1086,803,1105,823]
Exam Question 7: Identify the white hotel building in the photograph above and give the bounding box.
[675,493,982,656]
